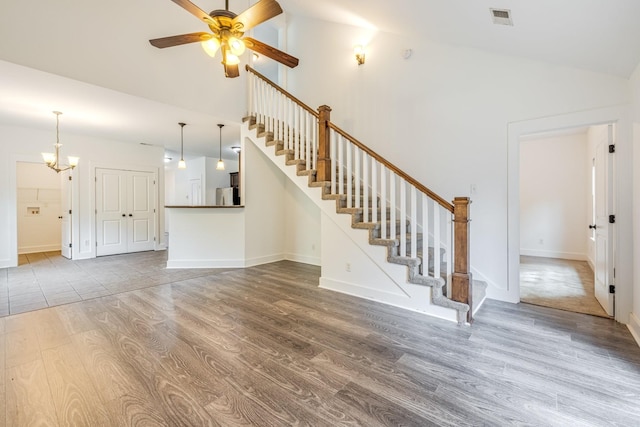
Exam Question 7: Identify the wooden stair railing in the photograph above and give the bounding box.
[246,65,474,323]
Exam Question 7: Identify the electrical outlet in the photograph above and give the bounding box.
[345,262,351,272]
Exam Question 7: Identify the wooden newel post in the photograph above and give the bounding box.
[452,197,473,323]
[316,105,332,182]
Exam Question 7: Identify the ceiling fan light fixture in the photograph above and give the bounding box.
[201,37,221,57]
[228,37,246,56]
[224,53,240,66]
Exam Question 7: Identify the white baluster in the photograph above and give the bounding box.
[446,209,453,291]
[411,186,417,259]
[346,141,352,208]
[380,164,387,239]
[371,157,378,224]
[330,130,336,195]
[434,200,441,280]
[354,149,360,209]
[390,173,396,241]
[400,178,406,257]
[338,135,344,196]
[363,153,369,224]
[422,195,429,276]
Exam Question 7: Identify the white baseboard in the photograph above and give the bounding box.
[18,244,60,254]
[167,259,245,268]
[628,312,640,348]
[319,277,457,323]
[244,253,285,268]
[519,249,587,261]
[284,252,321,266]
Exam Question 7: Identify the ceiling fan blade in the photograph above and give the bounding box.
[232,0,283,32]
[224,63,240,78]
[171,0,220,29]
[243,37,299,68]
[149,32,212,48]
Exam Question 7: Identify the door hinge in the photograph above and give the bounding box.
[68,176,72,181]
[68,243,72,248]
[69,209,72,215]
[609,215,615,224]
[609,285,615,294]
[609,144,615,153]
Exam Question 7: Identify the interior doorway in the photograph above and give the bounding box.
[16,162,65,258]
[518,124,614,318]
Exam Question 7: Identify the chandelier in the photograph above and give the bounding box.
[42,111,79,173]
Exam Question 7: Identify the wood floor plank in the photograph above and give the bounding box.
[0,334,5,427]
[6,359,59,426]
[32,309,72,351]
[5,328,40,369]
[41,343,113,426]
[70,329,172,425]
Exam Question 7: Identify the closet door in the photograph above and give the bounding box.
[96,168,128,256]
[96,168,156,256]
[128,171,155,253]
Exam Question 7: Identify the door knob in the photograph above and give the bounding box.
[129,214,133,217]
[589,224,597,230]
[122,214,126,217]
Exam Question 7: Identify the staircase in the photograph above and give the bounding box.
[244,66,485,324]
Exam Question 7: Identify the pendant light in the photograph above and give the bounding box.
[42,111,79,173]
[216,124,225,171]
[178,122,186,169]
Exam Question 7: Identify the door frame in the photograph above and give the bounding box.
[506,105,632,323]
[89,161,160,258]
[8,153,80,267]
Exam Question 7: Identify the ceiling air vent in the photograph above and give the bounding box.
[490,8,513,26]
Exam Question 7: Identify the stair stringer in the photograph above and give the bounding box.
[242,120,469,324]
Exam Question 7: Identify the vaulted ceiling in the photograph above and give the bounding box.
[1,0,639,158]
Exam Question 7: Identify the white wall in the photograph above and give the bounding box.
[630,63,640,344]
[283,180,321,265]
[243,138,287,266]
[16,162,62,254]
[285,15,630,303]
[519,132,589,260]
[0,123,164,267]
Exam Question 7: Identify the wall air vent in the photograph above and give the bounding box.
[490,8,513,26]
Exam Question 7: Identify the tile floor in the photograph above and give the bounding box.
[0,250,230,316]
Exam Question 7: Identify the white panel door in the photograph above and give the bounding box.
[96,169,127,256]
[128,172,155,253]
[60,170,72,259]
[96,168,156,256]
[594,125,614,316]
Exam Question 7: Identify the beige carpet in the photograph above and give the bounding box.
[519,256,610,318]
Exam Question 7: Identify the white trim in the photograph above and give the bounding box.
[628,313,640,348]
[519,250,587,261]
[319,277,457,323]
[18,244,61,254]
[507,105,632,323]
[284,252,321,266]
[166,259,245,269]
[244,253,285,267]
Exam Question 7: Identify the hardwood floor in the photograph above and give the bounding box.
[1,251,639,426]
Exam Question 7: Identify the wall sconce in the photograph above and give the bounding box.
[354,45,365,66]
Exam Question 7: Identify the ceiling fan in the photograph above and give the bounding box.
[149,0,299,78]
